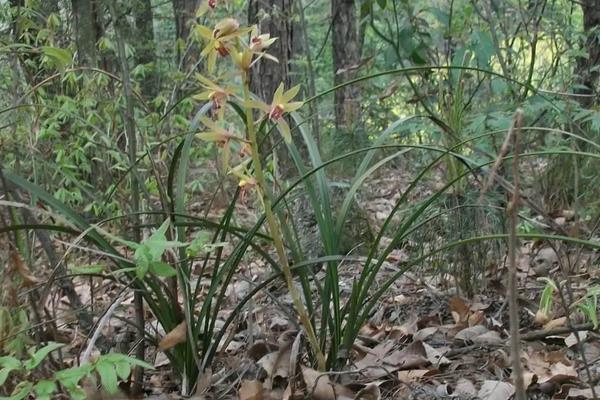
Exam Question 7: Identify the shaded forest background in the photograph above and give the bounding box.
[4,0,600,398]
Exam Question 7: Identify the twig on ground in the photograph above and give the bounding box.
[81,292,126,365]
[507,109,526,400]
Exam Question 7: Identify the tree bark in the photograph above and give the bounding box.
[132,0,157,97]
[71,0,100,67]
[296,0,320,146]
[108,1,145,394]
[576,0,600,107]
[172,0,200,66]
[332,0,361,134]
[248,0,297,179]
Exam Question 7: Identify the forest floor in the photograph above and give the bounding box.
[51,164,600,399]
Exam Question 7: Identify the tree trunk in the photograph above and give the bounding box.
[132,0,157,97]
[248,0,297,179]
[172,0,199,66]
[576,0,600,107]
[71,0,100,67]
[296,0,320,146]
[332,0,361,134]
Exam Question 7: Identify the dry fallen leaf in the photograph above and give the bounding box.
[355,340,429,379]
[354,382,381,400]
[478,380,515,400]
[524,349,577,386]
[455,378,477,397]
[239,380,263,400]
[258,343,293,391]
[301,366,354,400]
[468,310,485,326]
[472,330,503,345]
[565,331,588,348]
[158,321,187,351]
[543,316,567,330]
[450,296,470,326]
[568,386,600,399]
[11,250,41,286]
[454,325,488,342]
[397,369,434,383]
[422,342,450,366]
[413,327,438,341]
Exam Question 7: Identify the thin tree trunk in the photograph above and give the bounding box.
[332,0,361,135]
[576,0,600,107]
[172,0,200,67]
[72,0,99,66]
[296,0,320,146]
[109,2,145,395]
[133,0,157,98]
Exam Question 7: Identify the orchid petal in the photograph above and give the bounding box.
[276,119,292,143]
[207,50,216,73]
[246,100,270,112]
[283,101,303,113]
[272,82,285,104]
[282,84,301,103]
[196,25,213,40]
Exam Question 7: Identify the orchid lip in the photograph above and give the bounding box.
[269,104,285,120]
[216,46,229,56]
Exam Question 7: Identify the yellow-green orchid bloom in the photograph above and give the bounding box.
[250,28,277,53]
[249,83,303,143]
[196,19,252,72]
[229,160,257,202]
[196,117,248,171]
[196,0,218,17]
[193,74,237,118]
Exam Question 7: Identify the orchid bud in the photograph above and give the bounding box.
[213,18,239,38]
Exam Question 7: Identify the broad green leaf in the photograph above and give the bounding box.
[95,359,118,394]
[69,264,104,275]
[149,261,177,277]
[132,220,186,274]
[67,387,87,400]
[55,364,93,388]
[186,231,211,257]
[114,360,131,381]
[99,353,154,370]
[25,342,64,370]
[33,379,57,400]
[0,367,17,387]
[120,357,153,370]
[0,382,33,400]
[41,46,72,70]
[0,356,21,369]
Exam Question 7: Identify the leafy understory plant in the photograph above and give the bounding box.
[0,342,153,400]
[193,15,326,368]
[574,285,600,329]
[99,218,185,279]
[535,277,559,325]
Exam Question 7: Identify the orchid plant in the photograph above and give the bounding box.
[194,16,326,368]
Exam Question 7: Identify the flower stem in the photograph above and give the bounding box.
[242,71,326,370]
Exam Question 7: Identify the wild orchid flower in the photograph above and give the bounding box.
[249,83,303,142]
[196,0,217,16]
[229,160,256,203]
[196,18,252,72]
[196,117,248,170]
[231,27,278,71]
[193,74,237,118]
